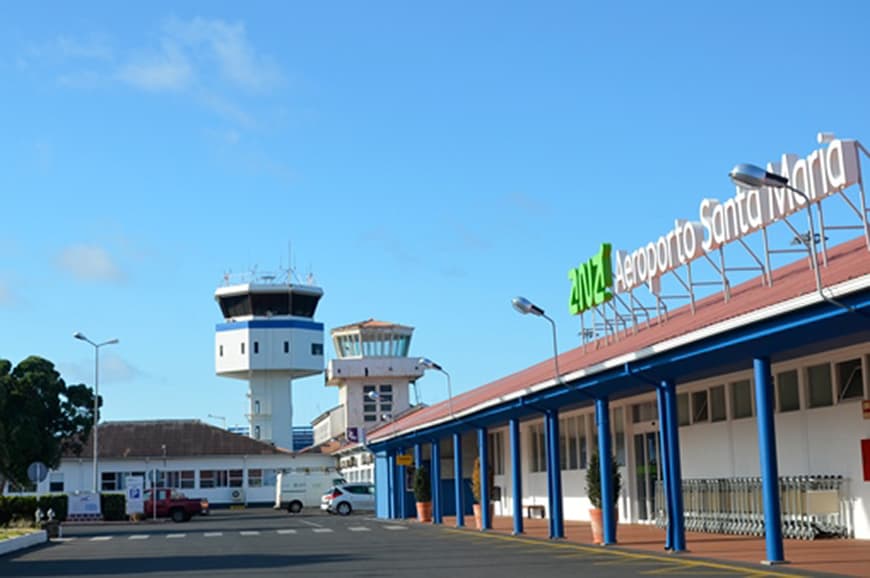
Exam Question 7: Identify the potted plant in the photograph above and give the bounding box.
[586,452,622,544]
[471,456,494,530]
[413,466,432,522]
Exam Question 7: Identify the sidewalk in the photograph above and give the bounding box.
[437,516,870,577]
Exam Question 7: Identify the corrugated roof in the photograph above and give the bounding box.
[369,237,870,442]
[65,420,293,459]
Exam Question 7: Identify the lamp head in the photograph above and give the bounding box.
[104,338,120,345]
[73,332,88,341]
[418,357,442,371]
[729,163,789,189]
[512,296,545,316]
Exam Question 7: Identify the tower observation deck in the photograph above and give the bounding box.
[215,274,325,450]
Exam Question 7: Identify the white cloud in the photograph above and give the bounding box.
[118,41,192,92]
[165,17,282,91]
[59,353,145,385]
[56,244,124,282]
[0,281,14,306]
[53,35,113,61]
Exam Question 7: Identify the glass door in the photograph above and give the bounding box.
[633,431,661,522]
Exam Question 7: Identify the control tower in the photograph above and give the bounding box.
[322,320,423,444]
[215,275,325,450]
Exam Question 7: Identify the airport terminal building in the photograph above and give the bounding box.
[367,135,870,557]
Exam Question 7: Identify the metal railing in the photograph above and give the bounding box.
[655,476,851,539]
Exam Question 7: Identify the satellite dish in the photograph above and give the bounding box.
[27,461,49,483]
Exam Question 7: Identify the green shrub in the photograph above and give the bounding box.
[412,467,431,503]
[0,495,70,526]
[585,452,622,509]
[100,493,126,521]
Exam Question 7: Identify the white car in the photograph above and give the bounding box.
[321,483,375,515]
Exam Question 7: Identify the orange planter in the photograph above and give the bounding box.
[416,501,432,522]
[472,503,494,530]
[589,508,604,544]
[589,508,618,544]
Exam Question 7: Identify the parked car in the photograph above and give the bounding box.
[321,483,375,515]
[143,488,209,523]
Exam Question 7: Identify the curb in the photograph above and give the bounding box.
[0,531,48,557]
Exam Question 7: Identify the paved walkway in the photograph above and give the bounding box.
[435,516,869,577]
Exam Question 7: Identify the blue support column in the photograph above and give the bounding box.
[656,385,674,551]
[545,410,564,539]
[509,417,523,535]
[432,439,442,524]
[398,446,407,520]
[387,451,396,519]
[414,443,423,468]
[478,427,491,530]
[596,398,616,545]
[545,414,555,539]
[754,356,786,565]
[453,432,464,528]
[662,380,686,552]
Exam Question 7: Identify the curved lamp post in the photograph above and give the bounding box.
[729,163,856,314]
[511,297,562,383]
[73,332,119,493]
[418,358,454,418]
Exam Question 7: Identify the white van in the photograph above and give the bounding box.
[274,470,347,513]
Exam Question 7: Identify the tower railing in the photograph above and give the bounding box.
[655,476,851,539]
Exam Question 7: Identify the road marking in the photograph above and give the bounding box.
[240,531,260,536]
[166,534,186,539]
[384,525,407,531]
[440,529,803,578]
[204,532,223,537]
[277,529,297,535]
[90,536,112,542]
[52,537,76,543]
[348,526,371,532]
[312,528,333,533]
[128,535,150,540]
[298,519,323,528]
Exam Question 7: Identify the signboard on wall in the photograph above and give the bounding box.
[125,476,144,515]
[862,400,870,419]
[69,492,102,516]
[396,454,413,467]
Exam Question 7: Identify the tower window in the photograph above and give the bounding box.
[254,400,261,415]
[284,341,289,353]
[241,342,245,354]
[311,343,323,356]
[254,426,261,440]
[219,345,224,357]
[254,341,259,354]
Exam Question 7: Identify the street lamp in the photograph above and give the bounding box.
[73,332,119,493]
[729,163,857,314]
[208,414,227,429]
[419,358,454,418]
[511,296,563,384]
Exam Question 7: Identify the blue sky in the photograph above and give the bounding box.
[2,1,869,431]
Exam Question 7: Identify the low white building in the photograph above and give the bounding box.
[7,420,338,507]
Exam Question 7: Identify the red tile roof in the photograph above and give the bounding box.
[65,420,293,459]
[369,237,870,442]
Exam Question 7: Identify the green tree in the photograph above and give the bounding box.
[0,356,98,494]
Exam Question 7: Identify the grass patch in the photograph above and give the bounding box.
[0,528,38,540]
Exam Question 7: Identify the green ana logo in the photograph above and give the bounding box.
[568,243,613,315]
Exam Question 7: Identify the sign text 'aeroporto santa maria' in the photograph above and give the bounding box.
[568,138,862,313]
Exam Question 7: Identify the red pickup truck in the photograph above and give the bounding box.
[143,488,209,522]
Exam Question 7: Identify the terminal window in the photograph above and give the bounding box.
[731,379,753,419]
[807,363,833,408]
[692,390,708,423]
[776,370,800,412]
[836,358,863,401]
[710,385,727,422]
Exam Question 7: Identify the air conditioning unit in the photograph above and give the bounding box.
[230,489,245,503]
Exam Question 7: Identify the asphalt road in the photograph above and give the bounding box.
[0,509,831,578]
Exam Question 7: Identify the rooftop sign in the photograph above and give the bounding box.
[568,243,613,315]
[612,139,861,295]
